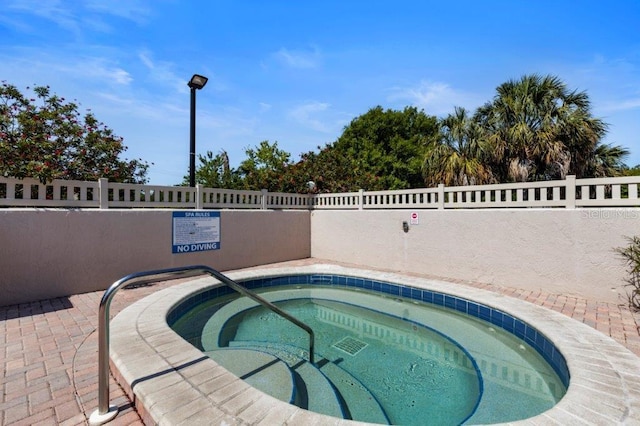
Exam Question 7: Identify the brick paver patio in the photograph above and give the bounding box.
[1,260,639,425]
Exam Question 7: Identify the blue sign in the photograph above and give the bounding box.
[172,211,221,253]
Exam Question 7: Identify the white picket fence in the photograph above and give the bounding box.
[1,175,638,210]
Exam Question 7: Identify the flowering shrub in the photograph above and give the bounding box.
[0,82,149,183]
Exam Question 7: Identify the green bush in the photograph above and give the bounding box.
[616,236,640,311]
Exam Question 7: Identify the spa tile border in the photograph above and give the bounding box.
[110,264,640,425]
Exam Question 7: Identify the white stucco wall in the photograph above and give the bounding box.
[310,209,640,303]
[0,209,310,306]
[2,207,637,306]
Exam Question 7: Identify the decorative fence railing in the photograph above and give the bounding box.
[0,175,638,210]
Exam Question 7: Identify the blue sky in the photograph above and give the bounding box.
[1,1,639,185]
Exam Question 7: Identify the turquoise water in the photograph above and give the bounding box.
[173,285,566,425]
[223,298,480,424]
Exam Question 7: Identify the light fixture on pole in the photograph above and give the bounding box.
[188,74,208,188]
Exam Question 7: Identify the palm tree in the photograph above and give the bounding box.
[585,143,629,177]
[475,74,615,181]
[423,107,494,186]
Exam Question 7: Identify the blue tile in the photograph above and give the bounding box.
[433,293,444,306]
[514,320,526,339]
[401,286,412,298]
[524,325,535,340]
[479,306,491,321]
[491,310,503,327]
[555,357,570,388]
[244,280,258,290]
[444,295,456,309]
[372,281,382,292]
[552,350,567,381]
[455,298,467,313]
[501,315,515,333]
[411,288,422,300]
[467,302,479,316]
[422,290,434,304]
[535,333,546,351]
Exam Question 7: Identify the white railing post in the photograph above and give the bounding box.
[565,175,576,209]
[98,178,109,209]
[437,184,445,210]
[196,184,203,209]
[2,174,639,210]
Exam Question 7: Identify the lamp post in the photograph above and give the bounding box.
[188,74,208,187]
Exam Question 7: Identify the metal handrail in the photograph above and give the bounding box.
[89,265,315,425]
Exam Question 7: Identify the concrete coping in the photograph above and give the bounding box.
[109,264,640,425]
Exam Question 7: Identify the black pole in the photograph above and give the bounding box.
[189,87,196,188]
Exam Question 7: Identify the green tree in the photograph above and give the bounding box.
[181,149,241,188]
[0,82,149,183]
[622,164,640,177]
[284,144,381,193]
[423,107,495,186]
[329,106,438,190]
[475,74,624,181]
[188,105,440,193]
[584,144,630,178]
[238,140,292,191]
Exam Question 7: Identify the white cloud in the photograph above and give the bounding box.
[599,97,640,113]
[259,102,272,113]
[5,0,81,35]
[2,0,150,38]
[387,81,483,116]
[85,0,152,25]
[110,68,133,85]
[0,50,132,88]
[138,51,223,94]
[564,55,640,113]
[54,56,133,86]
[0,12,35,33]
[289,101,332,132]
[275,47,320,69]
[138,51,185,92]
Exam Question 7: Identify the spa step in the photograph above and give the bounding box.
[209,344,344,419]
[204,348,294,403]
[229,340,389,424]
[316,360,390,424]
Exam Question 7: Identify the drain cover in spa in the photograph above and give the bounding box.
[332,336,368,356]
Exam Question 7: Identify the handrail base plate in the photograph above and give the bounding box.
[89,405,118,425]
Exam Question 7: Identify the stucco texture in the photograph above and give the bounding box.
[310,209,639,303]
[0,209,310,306]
